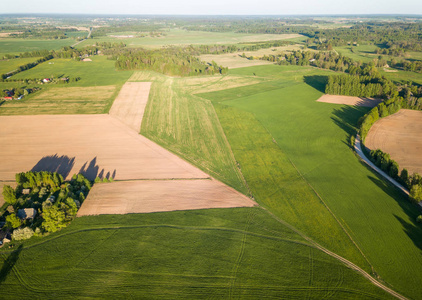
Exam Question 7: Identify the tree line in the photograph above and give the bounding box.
[113,48,228,76]
[325,73,397,98]
[368,149,422,204]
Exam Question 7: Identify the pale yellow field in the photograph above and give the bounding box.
[0,85,117,115]
[109,82,152,132]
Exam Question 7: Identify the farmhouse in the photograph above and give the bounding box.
[17,208,37,220]
[43,78,50,83]
[4,97,12,100]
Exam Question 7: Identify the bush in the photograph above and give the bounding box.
[12,227,34,240]
[6,214,21,229]
[410,184,422,204]
[417,215,422,223]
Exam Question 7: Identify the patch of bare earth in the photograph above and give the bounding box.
[109,82,151,132]
[365,109,422,175]
[0,115,207,182]
[0,81,255,214]
[317,94,382,107]
[77,179,254,216]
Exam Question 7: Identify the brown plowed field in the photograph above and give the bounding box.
[317,94,382,107]
[77,179,255,216]
[109,82,152,132]
[365,109,422,175]
[0,115,207,181]
[0,114,255,214]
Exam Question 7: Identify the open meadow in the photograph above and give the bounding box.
[197,64,422,300]
[0,208,393,299]
[0,57,44,75]
[0,38,75,57]
[0,56,133,115]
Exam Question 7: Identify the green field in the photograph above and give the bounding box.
[0,57,43,75]
[133,71,249,193]
[10,56,133,87]
[0,56,132,115]
[78,29,303,49]
[0,208,393,299]
[0,38,74,56]
[381,68,422,85]
[196,64,422,300]
[335,45,379,63]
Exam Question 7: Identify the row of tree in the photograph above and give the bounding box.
[0,55,53,82]
[325,73,397,98]
[368,149,422,204]
[113,48,228,76]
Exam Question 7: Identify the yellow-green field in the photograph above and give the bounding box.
[0,85,118,115]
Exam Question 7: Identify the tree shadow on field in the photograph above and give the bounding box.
[367,175,422,251]
[330,105,369,149]
[303,75,329,93]
[32,155,117,181]
[79,157,117,181]
[32,154,76,179]
[0,244,23,285]
[0,100,5,107]
[394,215,422,251]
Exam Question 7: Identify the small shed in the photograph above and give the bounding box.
[17,208,37,220]
[22,188,31,195]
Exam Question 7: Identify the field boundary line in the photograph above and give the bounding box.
[252,116,375,273]
[287,157,375,273]
[260,207,407,300]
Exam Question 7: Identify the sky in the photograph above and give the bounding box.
[2,0,422,15]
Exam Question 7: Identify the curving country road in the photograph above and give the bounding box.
[354,135,410,197]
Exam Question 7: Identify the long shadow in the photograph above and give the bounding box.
[0,244,23,285]
[394,215,422,251]
[78,157,100,181]
[303,75,329,93]
[78,157,117,181]
[367,175,422,251]
[32,155,117,181]
[0,100,5,107]
[31,154,76,179]
[330,105,370,149]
